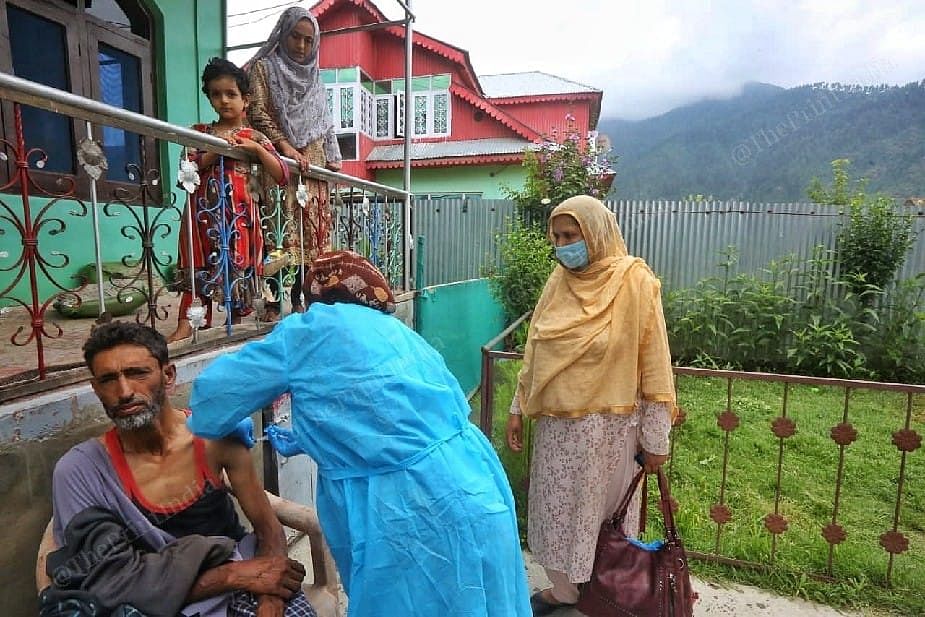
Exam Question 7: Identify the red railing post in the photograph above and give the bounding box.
[479,348,493,437]
[478,311,532,438]
[15,103,45,378]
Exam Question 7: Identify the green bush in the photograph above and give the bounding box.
[487,225,555,326]
[861,274,925,383]
[808,159,916,296]
[786,315,868,378]
[664,246,924,382]
[666,248,797,372]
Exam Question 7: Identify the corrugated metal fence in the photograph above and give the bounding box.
[415,198,514,286]
[416,199,925,290]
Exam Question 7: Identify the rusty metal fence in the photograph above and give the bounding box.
[479,316,924,589]
[0,72,410,397]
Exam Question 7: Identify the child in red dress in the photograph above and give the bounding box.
[169,57,288,343]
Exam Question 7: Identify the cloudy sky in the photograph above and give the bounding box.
[226,0,925,120]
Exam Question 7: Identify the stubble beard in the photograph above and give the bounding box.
[107,385,165,432]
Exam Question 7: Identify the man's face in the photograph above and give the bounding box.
[89,344,175,432]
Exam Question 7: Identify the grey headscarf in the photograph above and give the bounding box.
[247,7,334,149]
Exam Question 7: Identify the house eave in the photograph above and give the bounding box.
[367,153,524,170]
[489,92,601,105]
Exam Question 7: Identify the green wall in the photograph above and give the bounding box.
[415,278,506,395]
[0,0,225,307]
[375,164,526,199]
[156,0,226,128]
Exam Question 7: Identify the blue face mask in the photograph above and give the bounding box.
[555,239,590,270]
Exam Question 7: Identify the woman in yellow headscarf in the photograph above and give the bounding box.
[506,195,678,615]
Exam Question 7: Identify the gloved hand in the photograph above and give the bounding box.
[227,417,256,449]
[266,424,306,457]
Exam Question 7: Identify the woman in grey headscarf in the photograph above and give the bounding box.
[247,7,341,316]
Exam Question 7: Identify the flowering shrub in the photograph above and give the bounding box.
[504,114,616,224]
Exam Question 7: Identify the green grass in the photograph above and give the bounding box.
[471,360,925,616]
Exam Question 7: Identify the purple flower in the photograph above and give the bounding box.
[552,166,564,182]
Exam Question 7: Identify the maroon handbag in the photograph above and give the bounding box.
[576,468,696,617]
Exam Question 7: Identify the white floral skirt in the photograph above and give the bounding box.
[526,403,671,582]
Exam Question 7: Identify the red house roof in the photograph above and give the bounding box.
[380,26,482,93]
[310,0,602,173]
[481,71,603,128]
[314,0,482,91]
[366,138,528,169]
[313,0,387,22]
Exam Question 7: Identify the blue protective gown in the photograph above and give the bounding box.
[188,302,531,617]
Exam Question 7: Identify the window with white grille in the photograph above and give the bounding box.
[359,88,374,136]
[375,96,392,138]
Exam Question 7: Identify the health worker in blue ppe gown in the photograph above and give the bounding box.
[188,250,531,617]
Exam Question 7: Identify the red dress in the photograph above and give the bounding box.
[176,124,286,325]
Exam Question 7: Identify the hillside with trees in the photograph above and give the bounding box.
[599,80,925,201]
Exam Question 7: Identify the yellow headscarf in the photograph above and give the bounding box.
[516,195,677,418]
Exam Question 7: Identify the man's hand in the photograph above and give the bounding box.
[506,414,523,452]
[325,160,342,172]
[186,556,305,603]
[256,593,286,617]
[229,556,305,598]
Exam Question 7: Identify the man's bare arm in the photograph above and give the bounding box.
[212,437,296,613]
[216,437,288,558]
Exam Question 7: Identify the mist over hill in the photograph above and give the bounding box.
[599,80,925,201]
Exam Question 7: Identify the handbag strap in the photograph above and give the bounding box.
[655,468,680,542]
[610,467,680,542]
[610,468,646,523]
[639,472,648,534]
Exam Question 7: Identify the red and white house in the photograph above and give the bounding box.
[312,0,604,198]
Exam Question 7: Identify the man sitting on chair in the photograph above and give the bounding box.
[44,322,313,617]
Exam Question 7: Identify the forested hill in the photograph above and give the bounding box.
[599,80,925,201]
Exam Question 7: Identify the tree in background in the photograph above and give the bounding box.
[808,158,916,296]
[488,225,555,324]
